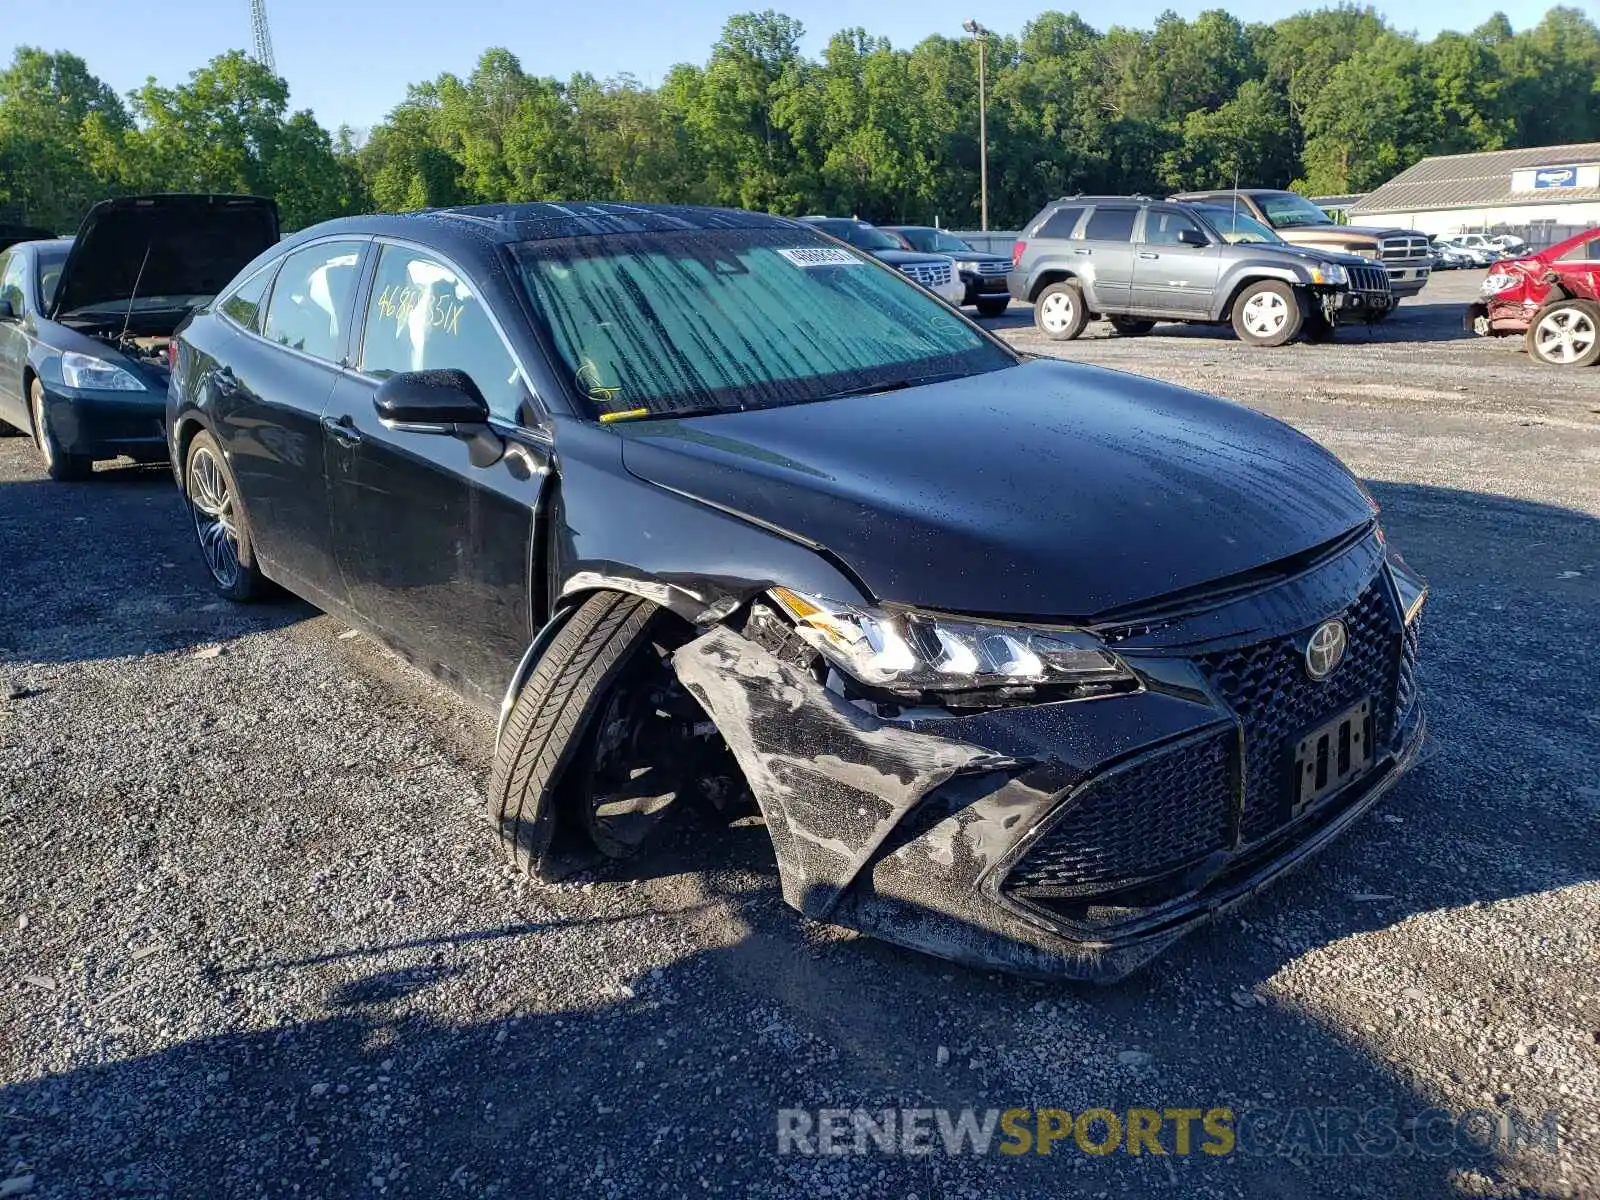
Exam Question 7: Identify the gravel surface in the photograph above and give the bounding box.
[2,269,1597,1199]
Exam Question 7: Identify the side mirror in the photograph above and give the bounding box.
[0,298,17,322]
[1177,229,1209,248]
[373,368,503,467]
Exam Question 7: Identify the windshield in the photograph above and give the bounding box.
[901,229,974,254]
[34,242,70,309]
[512,228,1014,421]
[1192,205,1283,245]
[1256,193,1335,229]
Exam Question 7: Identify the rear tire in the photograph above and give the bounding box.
[29,379,92,481]
[1231,280,1304,347]
[1108,317,1156,337]
[184,429,267,601]
[1033,281,1087,341]
[1525,299,1600,368]
[489,591,669,881]
[976,297,1010,318]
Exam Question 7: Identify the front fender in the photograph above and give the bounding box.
[1212,268,1309,320]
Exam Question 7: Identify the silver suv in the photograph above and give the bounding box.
[1007,197,1393,347]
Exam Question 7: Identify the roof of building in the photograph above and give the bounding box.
[1350,143,1600,215]
[1310,194,1366,208]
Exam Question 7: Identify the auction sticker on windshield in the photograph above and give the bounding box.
[778,247,862,268]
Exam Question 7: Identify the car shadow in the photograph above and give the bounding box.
[0,459,312,668]
[990,299,1477,344]
[0,476,1592,1194]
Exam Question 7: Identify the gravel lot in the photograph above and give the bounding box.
[2,269,1597,1199]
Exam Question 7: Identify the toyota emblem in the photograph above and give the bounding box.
[1305,619,1348,681]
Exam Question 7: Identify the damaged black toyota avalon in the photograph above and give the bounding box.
[168,203,1426,982]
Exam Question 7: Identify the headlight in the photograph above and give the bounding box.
[1386,549,1427,626]
[1309,264,1348,286]
[769,587,1135,698]
[954,260,980,274]
[1481,272,1520,295]
[60,352,143,391]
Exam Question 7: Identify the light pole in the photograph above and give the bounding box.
[963,19,991,232]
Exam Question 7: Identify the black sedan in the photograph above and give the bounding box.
[169,202,1426,982]
[0,195,278,480]
[886,225,1013,317]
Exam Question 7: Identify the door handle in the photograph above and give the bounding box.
[321,413,362,447]
[1138,251,1159,259]
[1073,248,1093,256]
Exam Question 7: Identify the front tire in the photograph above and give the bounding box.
[1231,280,1304,347]
[1033,281,1087,341]
[1526,299,1600,368]
[976,297,1010,318]
[184,430,266,601]
[29,379,92,481]
[489,592,675,880]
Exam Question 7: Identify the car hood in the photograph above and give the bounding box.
[615,359,1374,620]
[51,194,280,319]
[1247,242,1371,270]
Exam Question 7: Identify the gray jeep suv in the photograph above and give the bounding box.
[1007,196,1392,346]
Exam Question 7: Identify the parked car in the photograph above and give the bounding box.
[1438,235,1500,267]
[1008,196,1391,346]
[1467,226,1600,367]
[168,201,1426,982]
[0,223,56,254]
[0,194,279,480]
[884,226,1011,317]
[1427,237,1475,270]
[1487,233,1528,254]
[1171,189,1432,304]
[798,217,966,305]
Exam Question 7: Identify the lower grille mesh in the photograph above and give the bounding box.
[1004,730,1234,893]
[1197,577,1402,843]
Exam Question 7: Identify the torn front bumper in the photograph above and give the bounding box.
[672,540,1424,983]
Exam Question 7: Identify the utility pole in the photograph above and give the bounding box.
[250,0,277,74]
[963,20,991,232]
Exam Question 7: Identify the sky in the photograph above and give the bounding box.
[3,0,1575,133]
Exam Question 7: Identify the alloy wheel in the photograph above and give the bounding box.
[1038,291,1075,332]
[1242,291,1289,337]
[187,445,242,589]
[1533,307,1597,365]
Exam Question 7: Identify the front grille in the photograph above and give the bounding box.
[974,261,1010,277]
[1396,616,1421,718]
[1380,235,1430,261]
[1004,730,1234,894]
[1197,576,1403,843]
[901,261,953,288]
[1349,265,1392,294]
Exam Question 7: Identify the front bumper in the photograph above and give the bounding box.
[1385,264,1431,298]
[673,538,1423,982]
[37,381,167,459]
[1465,299,1530,337]
[960,271,1012,304]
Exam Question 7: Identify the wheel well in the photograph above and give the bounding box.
[171,415,206,492]
[21,367,37,434]
[1028,270,1077,303]
[1220,275,1294,320]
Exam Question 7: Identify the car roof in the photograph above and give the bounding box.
[285,203,801,259]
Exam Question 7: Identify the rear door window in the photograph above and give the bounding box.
[1083,207,1139,242]
[262,240,368,365]
[358,245,527,422]
[1557,238,1600,263]
[1033,206,1085,239]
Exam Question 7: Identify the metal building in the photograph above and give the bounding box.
[1349,142,1600,249]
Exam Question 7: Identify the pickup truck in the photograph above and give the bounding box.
[1170,189,1433,304]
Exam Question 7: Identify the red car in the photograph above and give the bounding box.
[1468,226,1600,367]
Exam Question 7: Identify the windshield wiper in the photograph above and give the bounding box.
[816,371,970,401]
[599,401,743,424]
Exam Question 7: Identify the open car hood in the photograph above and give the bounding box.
[616,359,1376,621]
[50,194,280,319]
